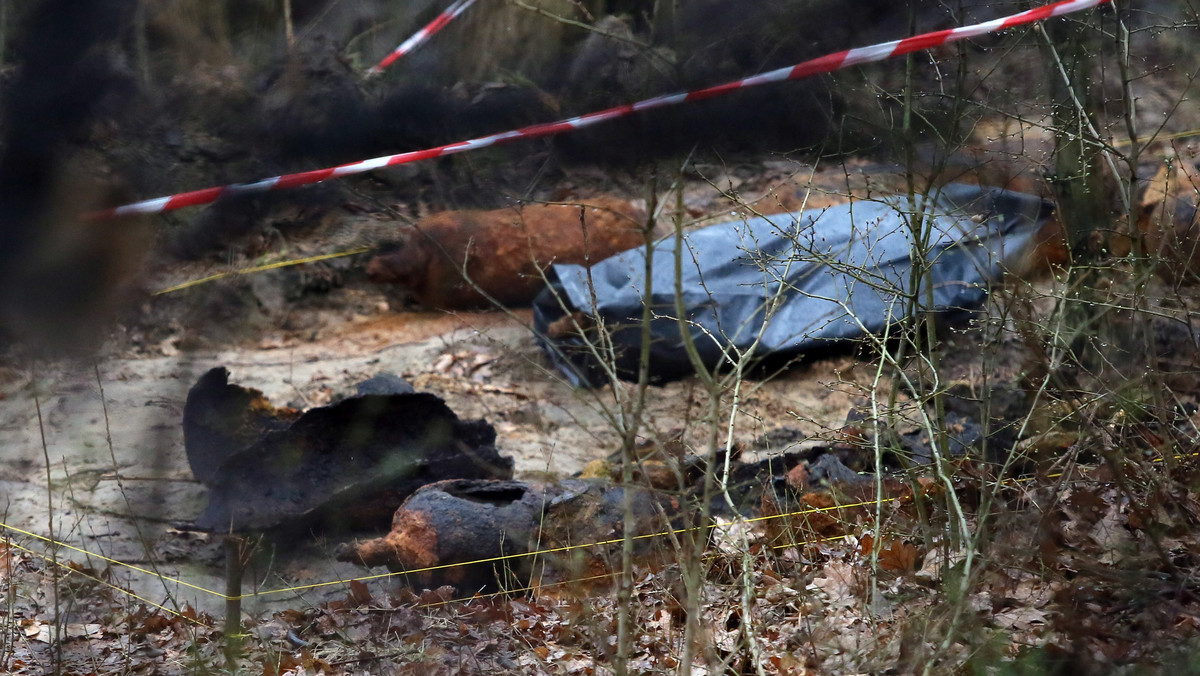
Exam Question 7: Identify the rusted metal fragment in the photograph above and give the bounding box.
[538,479,696,582]
[343,479,544,592]
[338,478,695,592]
[366,197,644,309]
[185,369,512,532]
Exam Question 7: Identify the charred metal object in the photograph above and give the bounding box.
[338,478,694,592]
[184,368,512,532]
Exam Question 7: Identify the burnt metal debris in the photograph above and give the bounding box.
[338,478,695,592]
[334,382,1033,593]
[184,368,512,532]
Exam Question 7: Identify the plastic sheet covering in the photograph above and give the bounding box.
[534,184,1051,386]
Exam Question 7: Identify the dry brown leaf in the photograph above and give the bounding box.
[1092,500,1134,565]
[861,535,919,572]
[879,539,919,573]
[261,651,302,676]
[417,585,456,605]
[811,560,859,604]
[993,607,1048,631]
[915,477,940,498]
[65,623,102,639]
[915,547,966,584]
[348,579,373,606]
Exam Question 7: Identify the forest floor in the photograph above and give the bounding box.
[0,158,885,620]
[5,3,1200,671]
[6,151,1200,674]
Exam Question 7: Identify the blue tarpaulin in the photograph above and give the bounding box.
[534,183,1052,386]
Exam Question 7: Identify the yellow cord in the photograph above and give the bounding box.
[6,450,1190,603]
[3,538,210,626]
[0,494,887,601]
[153,247,372,296]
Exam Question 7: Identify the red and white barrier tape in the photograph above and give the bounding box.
[96,0,1112,220]
[369,0,478,74]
